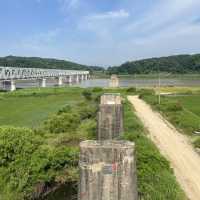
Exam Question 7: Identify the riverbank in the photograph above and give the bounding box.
[0,87,186,199]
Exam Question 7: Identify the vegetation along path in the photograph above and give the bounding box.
[128,95,200,200]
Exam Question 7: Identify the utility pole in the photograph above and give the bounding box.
[158,71,161,105]
[134,74,137,91]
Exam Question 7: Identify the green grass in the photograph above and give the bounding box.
[0,88,98,200]
[140,90,200,149]
[123,101,185,200]
[169,95,200,117]
[0,87,85,128]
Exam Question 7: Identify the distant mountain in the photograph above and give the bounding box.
[0,56,103,72]
[107,54,200,74]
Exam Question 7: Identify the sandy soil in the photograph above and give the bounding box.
[128,96,200,200]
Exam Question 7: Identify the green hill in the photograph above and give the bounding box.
[0,56,103,72]
[107,54,200,74]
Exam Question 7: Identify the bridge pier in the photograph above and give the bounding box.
[81,74,85,81]
[56,76,63,86]
[79,140,138,200]
[68,75,72,83]
[2,80,16,91]
[39,78,46,88]
[76,74,80,83]
[109,75,119,88]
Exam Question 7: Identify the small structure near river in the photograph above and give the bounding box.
[109,75,119,88]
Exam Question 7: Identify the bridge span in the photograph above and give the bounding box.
[0,66,90,91]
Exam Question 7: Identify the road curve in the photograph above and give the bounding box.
[128,96,200,200]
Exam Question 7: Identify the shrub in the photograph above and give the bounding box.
[166,102,183,112]
[126,87,136,93]
[193,138,200,148]
[92,87,103,93]
[139,89,155,99]
[57,105,72,115]
[44,113,80,134]
[82,90,92,100]
[0,126,42,166]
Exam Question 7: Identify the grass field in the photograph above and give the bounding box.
[168,95,200,117]
[0,87,84,127]
[140,88,200,148]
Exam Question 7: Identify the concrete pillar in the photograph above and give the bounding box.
[2,80,16,91]
[81,74,85,81]
[98,94,123,140]
[39,78,46,88]
[109,75,119,88]
[79,140,138,200]
[68,75,72,83]
[76,74,79,83]
[56,76,63,86]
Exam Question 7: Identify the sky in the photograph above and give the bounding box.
[0,0,200,66]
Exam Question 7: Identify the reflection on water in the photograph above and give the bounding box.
[3,78,199,89]
[78,78,200,88]
[42,184,77,200]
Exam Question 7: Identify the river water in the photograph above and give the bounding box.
[1,77,200,89]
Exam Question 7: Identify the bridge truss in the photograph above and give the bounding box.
[0,66,89,80]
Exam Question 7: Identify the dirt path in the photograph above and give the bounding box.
[128,96,200,200]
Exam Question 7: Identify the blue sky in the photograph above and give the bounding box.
[0,0,200,66]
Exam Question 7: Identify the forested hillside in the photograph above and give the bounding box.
[108,54,200,74]
[0,56,103,72]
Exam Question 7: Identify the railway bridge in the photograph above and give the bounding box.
[0,66,90,91]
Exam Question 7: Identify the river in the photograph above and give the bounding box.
[1,77,200,89]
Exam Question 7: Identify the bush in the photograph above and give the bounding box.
[166,102,183,112]
[126,87,136,93]
[0,127,42,166]
[44,113,80,134]
[193,138,200,148]
[92,87,103,93]
[139,89,155,99]
[57,105,72,115]
[82,90,92,100]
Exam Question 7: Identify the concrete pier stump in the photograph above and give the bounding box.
[56,76,63,86]
[79,140,138,200]
[38,78,46,88]
[98,93,123,140]
[109,75,119,88]
[2,80,16,91]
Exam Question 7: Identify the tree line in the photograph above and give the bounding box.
[107,54,200,74]
[1,54,200,74]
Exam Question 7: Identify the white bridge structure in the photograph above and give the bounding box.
[0,66,90,91]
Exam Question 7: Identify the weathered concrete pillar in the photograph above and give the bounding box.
[98,93,123,140]
[81,74,85,81]
[109,75,119,88]
[39,78,46,88]
[56,76,63,86]
[76,74,79,83]
[2,80,16,91]
[68,75,72,83]
[79,140,138,200]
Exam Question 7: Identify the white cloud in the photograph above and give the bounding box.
[59,0,79,11]
[78,9,130,39]
[89,9,130,20]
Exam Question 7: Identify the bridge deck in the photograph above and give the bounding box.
[0,66,89,80]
